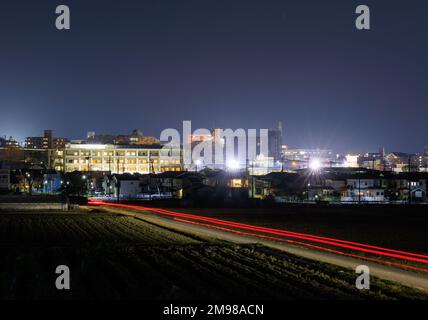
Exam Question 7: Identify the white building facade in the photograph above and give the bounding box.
[64,144,182,174]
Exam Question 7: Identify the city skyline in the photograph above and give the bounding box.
[1,125,427,155]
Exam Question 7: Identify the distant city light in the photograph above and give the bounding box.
[226,159,240,170]
[309,159,321,171]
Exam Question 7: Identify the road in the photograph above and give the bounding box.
[90,201,428,292]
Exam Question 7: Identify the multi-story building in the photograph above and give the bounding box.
[417,151,428,172]
[5,137,20,148]
[282,148,334,169]
[248,154,275,175]
[25,136,44,149]
[85,129,159,146]
[267,123,283,162]
[25,130,69,150]
[64,144,182,174]
[53,137,70,149]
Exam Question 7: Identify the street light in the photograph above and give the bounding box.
[194,159,203,172]
[309,159,321,171]
[226,159,240,171]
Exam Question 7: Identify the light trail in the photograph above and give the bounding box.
[88,200,428,266]
[173,217,428,274]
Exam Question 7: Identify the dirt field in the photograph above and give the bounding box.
[0,209,427,300]
[171,205,428,254]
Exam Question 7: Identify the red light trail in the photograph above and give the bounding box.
[173,217,428,274]
[88,200,428,271]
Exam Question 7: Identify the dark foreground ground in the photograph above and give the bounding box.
[170,205,428,254]
[0,209,427,300]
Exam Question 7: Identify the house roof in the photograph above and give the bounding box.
[398,172,428,180]
[386,152,416,158]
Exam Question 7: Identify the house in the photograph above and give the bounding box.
[253,172,306,201]
[341,187,385,202]
[385,152,418,172]
[251,168,394,203]
[139,171,188,198]
[307,185,336,201]
[103,174,142,199]
[341,172,386,202]
[200,168,249,199]
[394,172,427,203]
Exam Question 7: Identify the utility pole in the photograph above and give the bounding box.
[358,176,361,204]
[116,180,120,203]
[251,159,255,199]
[408,156,412,205]
[148,153,152,200]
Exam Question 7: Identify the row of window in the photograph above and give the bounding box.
[65,150,178,157]
[65,166,182,172]
[66,159,181,165]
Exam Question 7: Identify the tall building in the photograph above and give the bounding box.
[25,136,44,149]
[43,129,53,149]
[267,123,283,162]
[25,130,69,150]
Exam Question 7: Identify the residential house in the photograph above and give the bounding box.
[103,174,142,199]
[395,172,427,203]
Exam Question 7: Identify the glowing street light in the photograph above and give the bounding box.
[226,159,240,171]
[309,159,321,171]
[194,159,204,172]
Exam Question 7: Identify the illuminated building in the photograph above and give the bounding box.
[4,137,20,148]
[344,154,360,168]
[64,144,182,174]
[282,148,334,169]
[25,130,69,149]
[248,154,275,175]
[85,129,160,145]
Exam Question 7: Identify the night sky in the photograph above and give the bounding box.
[0,0,427,153]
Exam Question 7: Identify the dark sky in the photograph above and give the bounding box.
[0,0,427,153]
